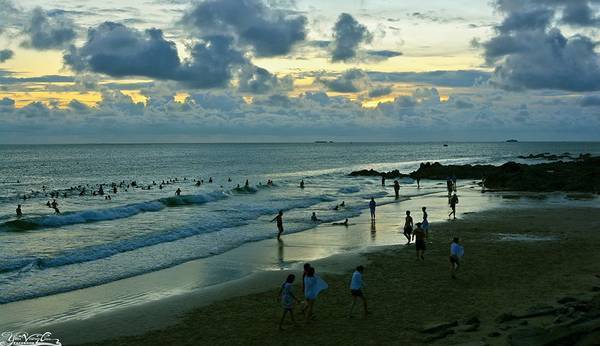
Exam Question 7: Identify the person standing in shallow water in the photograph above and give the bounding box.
[403,210,413,245]
[16,204,22,217]
[175,188,181,196]
[381,175,385,186]
[449,193,459,219]
[272,210,284,240]
[393,180,400,199]
[369,198,376,221]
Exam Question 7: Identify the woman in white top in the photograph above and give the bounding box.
[303,267,328,323]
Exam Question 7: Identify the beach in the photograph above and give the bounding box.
[26,191,600,345]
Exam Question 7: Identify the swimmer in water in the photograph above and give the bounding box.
[332,219,349,226]
[300,180,305,189]
[311,212,321,222]
[176,188,182,196]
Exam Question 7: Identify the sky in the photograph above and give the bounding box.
[0,0,599,143]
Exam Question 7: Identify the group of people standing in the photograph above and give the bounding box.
[278,263,368,330]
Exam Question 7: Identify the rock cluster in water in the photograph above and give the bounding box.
[350,154,599,193]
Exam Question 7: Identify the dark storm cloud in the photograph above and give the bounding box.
[0,49,13,63]
[21,7,77,50]
[319,69,367,93]
[368,86,392,98]
[331,13,373,62]
[561,1,600,26]
[64,22,180,79]
[580,95,600,107]
[181,0,307,57]
[237,66,292,94]
[482,0,600,91]
[64,22,246,89]
[176,35,247,88]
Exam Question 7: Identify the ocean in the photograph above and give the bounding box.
[0,142,598,304]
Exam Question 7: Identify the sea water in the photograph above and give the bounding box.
[0,142,598,304]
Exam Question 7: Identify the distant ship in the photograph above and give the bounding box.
[506,139,518,142]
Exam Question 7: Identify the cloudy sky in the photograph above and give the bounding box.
[0,0,599,143]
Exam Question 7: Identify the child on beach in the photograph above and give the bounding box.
[278,274,300,330]
[349,265,369,318]
[450,237,464,279]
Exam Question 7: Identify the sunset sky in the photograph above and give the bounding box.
[1,0,599,143]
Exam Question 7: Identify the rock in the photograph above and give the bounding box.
[519,320,529,326]
[458,324,479,333]
[423,329,454,343]
[499,325,512,331]
[558,297,578,304]
[463,316,480,325]
[496,313,517,323]
[488,332,501,337]
[421,321,459,334]
[591,286,600,292]
[553,315,569,324]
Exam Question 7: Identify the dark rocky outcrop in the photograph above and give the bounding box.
[349,155,599,193]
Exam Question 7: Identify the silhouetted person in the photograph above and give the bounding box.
[450,237,464,279]
[393,180,400,199]
[449,193,459,219]
[332,218,349,226]
[209,177,213,183]
[403,210,413,245]
[369,198,376,221]
[412,223,426,260]
[300,180,305,189]
[311,212,321,222]
[245,180,249,187]
[272,210,284,241]
[176,188,182,196]
[16,204,22,217]
[51,199,58,209]
[381,175,385,186]
[416,176,421,189]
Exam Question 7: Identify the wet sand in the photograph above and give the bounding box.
[2,187,598,345]
[73,205,600,345]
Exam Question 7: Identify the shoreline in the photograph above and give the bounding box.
[77,204,600,345]
[1,187,596,344]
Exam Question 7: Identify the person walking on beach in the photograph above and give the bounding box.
[393,180,400,199]
[278,274,300,330]
[412,223,426,260]
[422,207,429,235]
[349,265,369,318]
[452,175,457,191]
[446,177,453,195]
[449,193,459,219]
[416,176,421,189]
[450,237,464,279]
[403,210,413,244]
[16,204,22,218]
[272,210,284,240]
[303,266,327,323]
[369,198,376,221]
